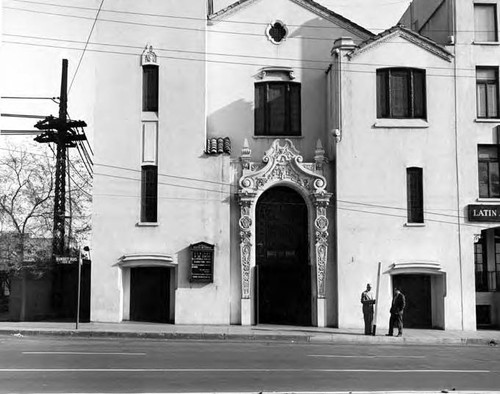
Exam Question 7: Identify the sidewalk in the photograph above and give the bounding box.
[0,321,499,345]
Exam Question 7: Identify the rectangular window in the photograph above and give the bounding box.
[377,68,426,119]
[141,165,158,223]
[477,67,499,118]
[407,167,424,223]
[143,65,159,112]
[475,4,498,42]
[478,145,500,198]
[255,82,301,136]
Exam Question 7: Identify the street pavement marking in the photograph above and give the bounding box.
[308,355,426,358]
[0,368,490,373]
[22,352,146,356]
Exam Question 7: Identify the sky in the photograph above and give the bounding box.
[317,0,412,33]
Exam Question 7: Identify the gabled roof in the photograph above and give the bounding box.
[347,24,453,62]
[208,0,374,40]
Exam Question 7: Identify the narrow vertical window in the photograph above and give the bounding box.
[477,67,499,118]
[141,166,158,223]
[143,65,159,112]
[407,167,424,223]
[475,4,498,42]
[478,145,500,198]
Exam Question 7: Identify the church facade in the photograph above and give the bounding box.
[90,0,487,331]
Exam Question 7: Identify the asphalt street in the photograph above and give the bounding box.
[0,334,499,393]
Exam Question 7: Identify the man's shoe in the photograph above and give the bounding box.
[385,334,393,336]
[396,333,403,337]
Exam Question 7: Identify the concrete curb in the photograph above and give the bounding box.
[0,328,498,346]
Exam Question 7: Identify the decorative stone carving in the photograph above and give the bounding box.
[239,139,328,195]
[237,138,332,305]
[312,193,332,298]
[141,45,158,66]
[238,194,255,299]
[241,139,252,170]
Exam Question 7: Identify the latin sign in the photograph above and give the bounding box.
[190,242,214,283]
[468,205,500,222]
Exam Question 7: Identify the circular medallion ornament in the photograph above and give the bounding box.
[239,215,252,230]
[315,215,329,231]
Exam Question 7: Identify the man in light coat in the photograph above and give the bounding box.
[361,283,375,335]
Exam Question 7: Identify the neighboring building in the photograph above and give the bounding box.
[90,0,497,331]
[0,232,52,320]
[400,0,500,329]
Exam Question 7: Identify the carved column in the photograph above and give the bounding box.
[312,192,332,327]
[238,192,256,325]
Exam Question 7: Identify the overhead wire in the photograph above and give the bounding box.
[0,144,493,229]
[1,96,59,100]
[7,0,478,34]
[68,0,105,92]
[2,39,478,79]
[4,32,472,75]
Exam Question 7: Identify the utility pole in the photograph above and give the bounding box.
[34,59,87,258]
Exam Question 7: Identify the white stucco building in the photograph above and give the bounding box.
[88,0,495,331]
[400,0,500,329]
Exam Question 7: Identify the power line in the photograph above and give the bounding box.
[78,141,93,166]
[1,113,47,119]
[4,6,343,42]
[0,144,493,228]
[7,0,476,34]
[68,0,105,93]
[94,172,232,194]
[75,143,93,178]
[5,32,471,74]
[1,95,59,100]
[4,33,333,65]
[3,39,476,79]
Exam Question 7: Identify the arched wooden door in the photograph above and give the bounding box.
[255,186,311,326]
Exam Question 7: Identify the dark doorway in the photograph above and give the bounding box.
[256,186,311,326]
[392,274,432,328]
[130,267,170,323]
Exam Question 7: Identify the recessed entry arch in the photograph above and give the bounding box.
[117,253,177,323]
[238,139,332,327]
[255,185,312,325]
[388,261,446,329]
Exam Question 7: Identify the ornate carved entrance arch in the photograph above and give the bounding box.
[237,139,332,326]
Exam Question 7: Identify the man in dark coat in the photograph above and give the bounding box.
[386,287,405,337]
[361,283,375,335]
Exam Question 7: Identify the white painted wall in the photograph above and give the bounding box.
[331,33,465,330]
[207,0,369,325]
[90,0,235,324]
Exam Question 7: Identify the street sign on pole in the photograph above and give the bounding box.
[76,246,82,330]
[372,261,382,336]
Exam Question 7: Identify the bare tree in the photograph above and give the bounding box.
[0,142,92,320]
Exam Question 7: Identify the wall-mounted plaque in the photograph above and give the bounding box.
[468,204,500,222]
[190,242,214,283]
